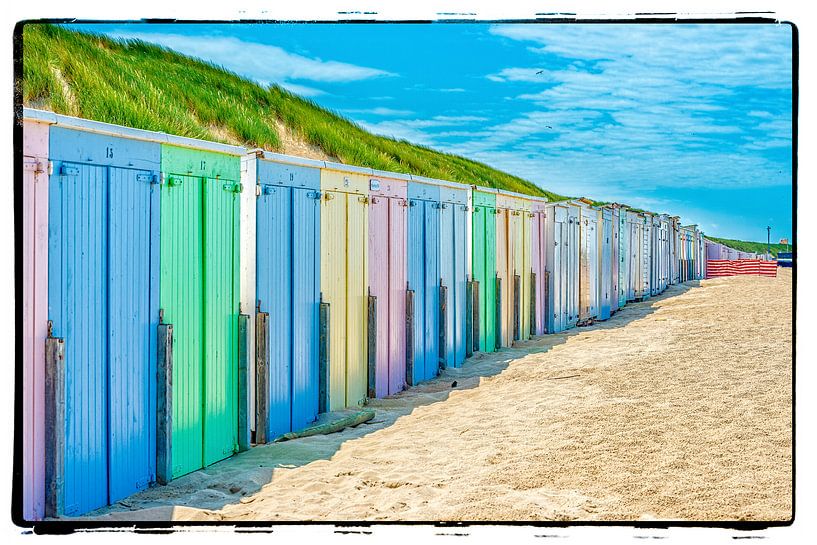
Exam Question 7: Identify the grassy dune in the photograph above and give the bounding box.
[706,237,790,258]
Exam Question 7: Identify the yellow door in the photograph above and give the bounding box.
[320,169,369,410]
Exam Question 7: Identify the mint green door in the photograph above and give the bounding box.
[472,190,497,353]
[161,145,240,479]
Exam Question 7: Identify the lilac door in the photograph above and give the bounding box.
[22,119,49,521]
[530,206,546,336]
[368,178,407,397]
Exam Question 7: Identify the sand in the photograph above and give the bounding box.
[87,269,793,522]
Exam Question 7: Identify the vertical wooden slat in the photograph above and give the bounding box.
[472,280,480,353]
[530,272,536,338]
[465,280,473,358]
[237,314,250,452]
[44,336,65,517]
[438,283,447,372]
[318,301,330,414]
[495,276,502,351]
[405,289,414,387]
[367,294,377,400]
[156,324,173,485]
[254,312,269,445]
[513,274,521,341]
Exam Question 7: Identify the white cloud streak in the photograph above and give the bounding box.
[107,31,395,96]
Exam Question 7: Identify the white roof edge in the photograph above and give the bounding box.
[494,187,545,202]
[410,174,470,192]
[23,107,247,156]
[370,168,412,182]
[255,149,327,170]
[471,185,500,195]
[322,160,374,176]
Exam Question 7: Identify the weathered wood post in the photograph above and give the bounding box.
[44,334,65,517]
[255,311,269,445]
[156,322,173,486]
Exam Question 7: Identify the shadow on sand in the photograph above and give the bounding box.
[83,281,700,521]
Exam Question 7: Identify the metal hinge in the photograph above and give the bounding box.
[60,165,79,177]
[370,197,379,205]
[399,199,408,207]
[432,202,442,209]
[324,192,335,201]
[224,182,243,193]
[167,177,183,187]
[358,196,369,204]
[262,185,275,195]
[47,161,54,176]
[255,184,261,197]
[307,190,322,200]
[408,200,416,207]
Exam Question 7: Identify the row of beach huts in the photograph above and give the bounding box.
[20,108,710,520]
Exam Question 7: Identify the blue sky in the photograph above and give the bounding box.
[71,22,794,243]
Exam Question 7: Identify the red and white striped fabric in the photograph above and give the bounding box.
[706,259,777,278]
[758,260,778,277]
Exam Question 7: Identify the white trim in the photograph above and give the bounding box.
[23,107,247,156]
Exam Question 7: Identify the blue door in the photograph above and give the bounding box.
[407,183,440,384]
[48,127,159,515]
[439,193,468,369]
[256,160,321,439]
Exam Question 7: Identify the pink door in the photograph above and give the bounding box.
[530,204,547,336]
[22,119,49,521]
[368,177,407,397]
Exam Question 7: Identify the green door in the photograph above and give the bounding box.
[203,176,239,466]
[472,191,497,353]
[161,145,240,479]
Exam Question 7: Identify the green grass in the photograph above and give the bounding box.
[706,237,792,258]
[19,24,561,200]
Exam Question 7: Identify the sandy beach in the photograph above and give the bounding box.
[87,269,793,522]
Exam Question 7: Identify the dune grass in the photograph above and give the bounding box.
[707,237,791,258]
[19,23,561,200]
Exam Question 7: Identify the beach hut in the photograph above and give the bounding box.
[496,191,532,345]
[530,198,549,335]
[429,177,470,369]
[617,205,630,308]
[253,151,322,443]
[626,210,645,300]
[609,205,620,314]
[598,206,613,320]
[407,179,440,384]
[471,188,497,352]
[696,230,707,279]
[45,114,163,515]
[160,139,246,481]
[320,165,369,409]
[542,201,574,333]
[575,199,599,323]
[367,171,408,396]
[669,217,681,285]
[642,212,657,298]
[21,112,50,520]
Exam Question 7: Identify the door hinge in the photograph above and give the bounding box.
[47,161,54,176]
[262,185,275,195]
[408,200,416,207]
[167,177,183,187]
[60,165,79,177]
[358,196,369,204]
[324,192,335,201]
[307,190,322,200]
[136,173,157,184]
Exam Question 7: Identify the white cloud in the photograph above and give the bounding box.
[278,82,326,97]
[106,31,395,96]
[345,107,415,116]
